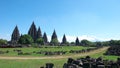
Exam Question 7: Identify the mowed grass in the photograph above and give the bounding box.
[0,46,119,68]
[90,49,119,61]
[0,59,67,68]
[0,46,91,56]
[0,52,119,68]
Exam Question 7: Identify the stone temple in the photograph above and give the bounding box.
[11,21,42,43]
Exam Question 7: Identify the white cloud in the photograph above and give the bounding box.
[47,35,51,42]
[48,35,97,42]
[0,34,11,41]
[66,35,76,42]
[65,35,99,42]
[78,35,96,41]
[58,35,116,42]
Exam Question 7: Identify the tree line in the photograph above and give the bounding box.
[1,36,120,47]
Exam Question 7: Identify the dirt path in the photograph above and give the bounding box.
[0,47,109,60]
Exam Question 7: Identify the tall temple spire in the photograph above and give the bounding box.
[43,32,48,43]
[61,34,67,44]
[50,30,59,45]
[11,25,20,43]
[51,29,58,40]
[28,21,37,41]
[75,37,80,45]
[37,27,42,39]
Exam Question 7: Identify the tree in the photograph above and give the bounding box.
[18,34,33,44]
[81,39,92,46]
[43,32,48,44]
[51,38,59,45]
[116,40,120,45]
[109,40,120,46]
[37,27,42,39]
[70,42,75,45]
[50,30,59,45]
[102,41,109,46]
[75,37,80,45]
[11,26,20,43]
[28,22,37,42]
[36,38,44,45]
[95,41,103,46]
[0,39,7,45]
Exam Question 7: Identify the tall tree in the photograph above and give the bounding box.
[36,38,44,45]
[37,27,42,39]
[81,39,92,46]
[109,40,120,46]
[43,32,48,44]
[18,34,33,44]
[61,34,67,44]
[11,26,20,43]
[0,39,7,45]
[28,22,37,41]
[75,37,80,45]
[50,30,59,45]
[95,41,103,46]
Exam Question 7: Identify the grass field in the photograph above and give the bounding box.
[0,46,91,56]
[0,46,119,68]
[0,56,119,68]
[0,59,67,68]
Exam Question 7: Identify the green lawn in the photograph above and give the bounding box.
[0,53,119,68]
[0,59,67,68]
[0,46,119,68]
[0,46,91,56]
[90,49,119,61]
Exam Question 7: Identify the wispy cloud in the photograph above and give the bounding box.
[47,35,112,43]
[0,34,11,41]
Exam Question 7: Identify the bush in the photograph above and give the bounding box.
[18,34,33,44]
[0,39,7,45]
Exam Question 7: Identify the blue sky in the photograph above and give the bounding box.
[0,0,120,42]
